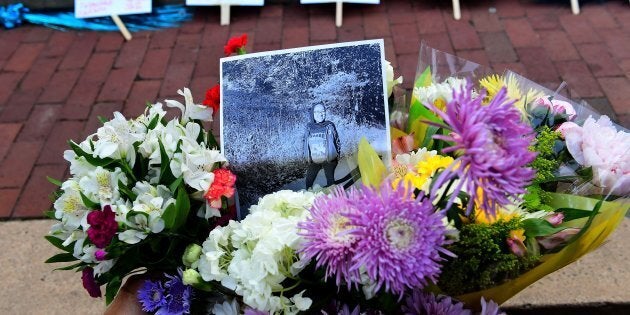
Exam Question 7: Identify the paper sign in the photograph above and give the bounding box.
[75,0,152,19]
[186,0,264,6]
[300,0,379,4]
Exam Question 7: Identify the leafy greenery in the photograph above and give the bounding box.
[529,126,561,183]
[438,219,541,295]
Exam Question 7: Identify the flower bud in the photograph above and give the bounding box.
[94,249,107,261]
[182,243,202,267]
[545,212,564,227]
[507,229,527,257]
[182,269,213,291]
[538,228,580,250]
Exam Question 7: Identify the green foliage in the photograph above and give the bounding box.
[529,126,561,183]
[438,219,541,295]
[523,184,554,212]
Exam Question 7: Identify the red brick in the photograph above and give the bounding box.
[82,103,122,139]
[527,14,561,31]
[13,164,67,218]
[61,81,101,120]
[160,63,194,98]
[559,15,601,45]
[256,18,283,44]
[36,120,84,165]
[124,80,162,118]
[42,32,75,58]
[456,49,489,67]
[516,47,559,83]
[620,59,630,79]
[0,141,42,188]
[576,44,623,78]
[420,32,454,54]
[176,33,202,48]
[260,5,283,18]
[0,35,19,60]
[3,43,45,72]
[38,70,81,103]
[115,37,149,69]
[190,75,218,103]
[180,18,205,34]
[230,8,259,31]
[201,24,230,50]
[391,23,420,55]
[384,37,396,68]
[139,49,171,79]
[282,27,309,49]
[23,27,53,43]
[582,6,617,29]
[283,3,309,28]
[396,53,418,90]
[495,0,525,18]
[0,123,21,161]
[415,9,447,35]
[492,62,527,77]
[341,5,363,27]
[444,18,482,50]
[338,23,365,42]
[193,47,222,78]
[503,18,540,48]
[598,28,630,59]
[96,33,124,52]
[480,32,518,63]
[363,11,391,38]
[59,33,98,70]
[0,188,20,217]
[310,14,337,42]
[98,67,139,102]
[17,105,61,142]
[79,52,116,83]
[171,35,201,65]
[470,10,502,33]
[387,9,416,26]
[150,28,178,49]
[19,57,61,92]
[253,42,282,53]
[598,77,630,115]
[0,72,25,105]
[538,30,580,61]
[0,91,38,122]
[555,60,604,98]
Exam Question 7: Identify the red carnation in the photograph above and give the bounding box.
[204,168,237,208]
[224,34,247,56]
[82,267,102,298]
[86,205,118,248]
[202,84,220,115]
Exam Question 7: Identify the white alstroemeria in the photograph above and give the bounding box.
[165,88,213,124]
[93,259,115,276]
[385,60,403,97]
[176,142,227,191]
[53,180,90,230]
[118,212,164,244]
[79,167,127,205]
[92,112,145,166]
[412,77,468,110]
[64,140,97,178]
[211,299,239,315]
[136,102,167,126]
[291,291,313,312]
[57,229,87,259]
[80,245,99,263]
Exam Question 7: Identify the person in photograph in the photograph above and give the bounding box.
[304,103,341,189]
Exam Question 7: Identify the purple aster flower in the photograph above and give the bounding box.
[429,82,536,216]
[137,280,167,312]
[346,183,451,296]
[402,291,471,315]
[480,297,505,315]
[298,187,361,288]
[156,271,193,315]
[243,308,269,315]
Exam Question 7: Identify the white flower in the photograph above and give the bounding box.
[79,166,127,205]
[291,291,312,311]
[394,147,437,167]
[212,299,239,315]
[136,102,167,126]
[385,60,403,97]
[53,180,90,230]
[175,142,227,191]
[561,116,630,195]
[64,140,97,178]
[165,87,213,124]
[412,77,468,109]
[92,112,144,166]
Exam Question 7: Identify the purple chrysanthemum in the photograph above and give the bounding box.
[137,280,167,312]
[429,82,536,216]
[401,291,471,315]
[298,187,361,288]
[243,308,269,315]
[346,183,451,296]
[480,297,506,315]
[156,272,193,315]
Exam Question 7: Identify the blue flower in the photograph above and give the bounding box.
[155,272,193,315]
[137,280,167,312]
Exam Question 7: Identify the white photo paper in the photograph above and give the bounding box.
[75,0,152,19]
[220,40,391,217]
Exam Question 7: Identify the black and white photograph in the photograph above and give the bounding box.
[220,40,391,216]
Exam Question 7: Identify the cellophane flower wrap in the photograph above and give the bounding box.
[45,87,236,304]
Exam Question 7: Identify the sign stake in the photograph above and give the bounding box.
[335,1,343,27]
[110,15,132,41]
[220,4,231,26]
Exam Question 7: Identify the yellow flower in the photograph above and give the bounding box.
[391,154,454,191]
[479,74,544,119]
[509,229,526,242]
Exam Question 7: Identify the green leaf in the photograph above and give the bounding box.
[169,176,184,194]
[43,210,56,220]
[147,114,160,130]
[566,198,603,245]
[54,261,84,271]
[118,180,137,201]
[97,116,109,124]
[207,131,219,149]
[45,253,78,263]
[414,66,432,89]
[158,139,175,184]
[44,235,72,251]
[68,140,116,167]
[555,208,593,222]
[161,203,177,230]
[80,191,100,209]
[357,138,386,188]
[47,176,62,186]
[173,186,191,229]
[105,276,122,305]
[421,126,441,149]
[522,218,565,238]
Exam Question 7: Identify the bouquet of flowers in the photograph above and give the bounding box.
[45,39,628,314]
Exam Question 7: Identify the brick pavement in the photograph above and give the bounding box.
[0,0,629,219]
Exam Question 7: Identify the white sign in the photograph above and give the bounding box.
[300,0,379,4]
[75,0,152,19]
[186,0,264,6]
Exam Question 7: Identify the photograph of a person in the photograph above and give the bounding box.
[221,40,391,217]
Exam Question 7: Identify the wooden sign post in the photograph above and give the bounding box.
[187,0,265,26]
[75,0,152,41]
[301,0,379,28]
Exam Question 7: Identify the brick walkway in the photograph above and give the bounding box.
[0,0,629,219]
